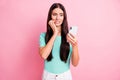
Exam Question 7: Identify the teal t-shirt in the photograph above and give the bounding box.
[39,32,72,74]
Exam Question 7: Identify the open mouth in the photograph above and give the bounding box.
[55,21,60,24]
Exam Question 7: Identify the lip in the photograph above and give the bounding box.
[55,21,60,24]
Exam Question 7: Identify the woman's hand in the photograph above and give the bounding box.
[48,20,58,35]
[66,33,78,47]
[67,33,79,66]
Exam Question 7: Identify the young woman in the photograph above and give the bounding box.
[39,3,79,80]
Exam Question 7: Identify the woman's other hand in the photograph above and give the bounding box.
[48,20,58,35]
[66,33,78,47]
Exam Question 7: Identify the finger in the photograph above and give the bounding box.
[68,33,76,41]
[69,33,75,38]
[67,34,77,44]
[68,38,76,45]
[49,20,55,28]
[66,36,71,43]
[49,20,54,25]
[67,37,78,46]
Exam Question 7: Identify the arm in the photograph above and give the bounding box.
[71,44,79,67]
[39,20,58,60]
[67,33,80,67]
[39,33,57,60]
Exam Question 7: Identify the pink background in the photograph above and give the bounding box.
[0,0,120,80]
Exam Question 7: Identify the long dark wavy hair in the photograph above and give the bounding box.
[45,3,70,63]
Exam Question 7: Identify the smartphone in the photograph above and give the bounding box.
[69,26,78,36]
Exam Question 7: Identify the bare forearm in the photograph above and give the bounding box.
[40,34,57,59]
[71,45,79,66]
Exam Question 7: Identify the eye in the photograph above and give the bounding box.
[60,13,63,16]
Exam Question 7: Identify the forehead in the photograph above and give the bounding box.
[52,8,64,14]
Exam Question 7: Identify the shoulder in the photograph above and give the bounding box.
[40,32,46,37]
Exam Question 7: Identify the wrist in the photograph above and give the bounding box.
[72,43,78,48]
[53,32,58,37]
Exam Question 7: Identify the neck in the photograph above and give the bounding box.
[56,26,61,36]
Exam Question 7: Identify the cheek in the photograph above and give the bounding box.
[61,17,64,22]
[61,17,64,20]
[51,15,56,20]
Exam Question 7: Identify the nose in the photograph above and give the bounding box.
[56,15,60,20]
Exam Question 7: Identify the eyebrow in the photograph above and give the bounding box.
[59,13,63,14]
[52,13,63,14]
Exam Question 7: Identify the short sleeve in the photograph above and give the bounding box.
[39,32,46,47]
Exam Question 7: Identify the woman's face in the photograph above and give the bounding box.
[51,8,64,27]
